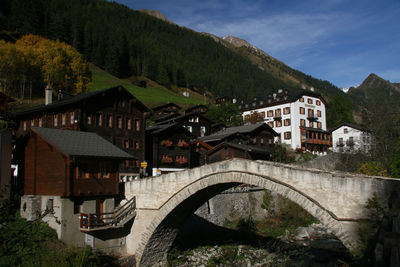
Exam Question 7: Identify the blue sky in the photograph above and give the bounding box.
[116,0,400,88]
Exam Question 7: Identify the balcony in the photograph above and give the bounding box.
[307,115,318,122]
[273,115,282,121]
[80,196,136,232]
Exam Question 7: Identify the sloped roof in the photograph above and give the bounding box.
[183,104,208,114]
[155,111,214,125]
[12,86,150,117]
[328,123,371,133]
[152,102,182,112]
[200,122,278,142]
[238,89,327,111]
[32,127,134,159]
[146,122,195,137]
[205,141,269,156]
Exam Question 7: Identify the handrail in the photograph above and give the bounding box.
[80,196,136,231]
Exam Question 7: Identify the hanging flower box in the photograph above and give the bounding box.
[161,155,173,164]
[177,139,189,148]
[160,139,173,147]
[176,157,188,165]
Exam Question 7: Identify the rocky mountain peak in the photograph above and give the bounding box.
[138,9,175,24]
[222,35,271,58]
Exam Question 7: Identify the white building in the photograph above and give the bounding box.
[330,123,373,154]
[239,89,331,154]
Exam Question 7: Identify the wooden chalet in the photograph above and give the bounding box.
[191,123,278,166]
[199,122,278,149]
[24,127,133,197]
[146,123,194,176]
[183,104,208,114]
[300,127,331,154]
[203,142,273,164]
[152,102,182,116]
[20,127,137,247]
[156,111,215,137]
[12,86,150,179]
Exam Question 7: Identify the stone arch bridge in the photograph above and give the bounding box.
[124,159,400,266]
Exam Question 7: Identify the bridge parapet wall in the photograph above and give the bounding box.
[125,159,399,219]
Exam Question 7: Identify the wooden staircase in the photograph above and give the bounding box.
[79,196,136,232]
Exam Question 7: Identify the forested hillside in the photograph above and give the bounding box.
[0,0,355,126]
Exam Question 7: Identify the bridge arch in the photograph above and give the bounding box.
[136,170,351,266]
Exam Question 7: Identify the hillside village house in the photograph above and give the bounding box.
[240,89,331,154]
[195,123,278,165]
[146,123,195,176]
[155,111,214,137]
[330,123,373,154]
[20,127,135,248]
[12,86,150,186]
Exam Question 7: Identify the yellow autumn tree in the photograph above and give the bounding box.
[0,34,92,98]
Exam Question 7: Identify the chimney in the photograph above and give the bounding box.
[45,85,52,105]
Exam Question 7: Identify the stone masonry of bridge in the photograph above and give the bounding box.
[124,158,400,266]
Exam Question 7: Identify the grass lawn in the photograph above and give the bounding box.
[89,64,205,108]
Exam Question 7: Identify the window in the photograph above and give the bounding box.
[87,115,92,125]
[187,126,193,132]
[23,121,27,131]
[135,119,140,131]
[300,119,305,126]
[107,115,113,128]
[299,107,305,114]
[126,118,132,130]
[268,121,274,128]
[260,138,264,144]
[317,110,321,117]
[316,100,321,106]
[344,128,348,134]
[46,199,54,213]
[309,121,314,128]
[307,98,313,104]
[317,122,322,129]
[117,116,123,129]
[299,97,304,102]
[275,109,281,117]
[70,112,75,124]
[97,113,103,127]
[283,107,290,114]
[275,120,282,127]
[267,110,273,117]
[54,115,58,127]
[252,137,257,144]
[260,112,265,118]
[200,126,206,137]
[31,119,35,127]
[284,119,291,126]
[62,114,66,126]
[135,141,140,150]
[244,115,250,120]
[99,162,110,179]
[38,118,42,127]
[284,132,291,140]
[308,109,314,117]
[123,139,129,149]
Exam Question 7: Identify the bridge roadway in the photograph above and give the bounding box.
[123,158,400,266]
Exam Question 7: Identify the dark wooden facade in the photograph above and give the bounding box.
[24,132,121,197]
[204,142,272,164]
[157,112,214,138]
[13,86,150,175]
[183,104,208,114]
[300,127,331,153]
[152,103,182,116]
[146,123,194,172]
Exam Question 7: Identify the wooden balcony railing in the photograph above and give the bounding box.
[80,196,136,232]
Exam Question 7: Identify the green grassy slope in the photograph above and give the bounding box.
[89,64,205,108]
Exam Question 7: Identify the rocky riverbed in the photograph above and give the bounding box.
[168,223,352,266]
